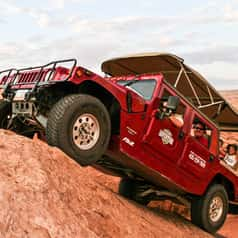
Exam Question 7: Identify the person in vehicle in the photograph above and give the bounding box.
[192,121,208,147]
[162,101,184,128]
[219,138,226,159]
[224,144,238,169]
[169,113,184,128]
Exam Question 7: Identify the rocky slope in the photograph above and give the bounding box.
[0,90,237,238]
[217,90,238,238]
[0,129,213,238]
[220,90,238,107]
[220,90,238,144]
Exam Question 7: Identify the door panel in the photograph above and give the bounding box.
[143,109,185,163]
[178,135,212,179]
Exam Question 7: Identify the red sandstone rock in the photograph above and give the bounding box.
[218,91,238,238]
[0,130,213,238]
[0,90,237,238]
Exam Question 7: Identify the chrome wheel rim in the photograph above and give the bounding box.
[209,196,224,223]
[72,113,100,150]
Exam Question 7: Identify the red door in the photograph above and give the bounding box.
[142,87,187,164]
[178,136,213,179]
[142,109,186,163]
[178,115,215,179]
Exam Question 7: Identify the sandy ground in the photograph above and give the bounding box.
[0,130,214,238]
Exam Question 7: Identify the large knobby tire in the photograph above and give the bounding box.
[228,203,238,214]
[0,101,11,128]
[118,178,150,206]
[46,94,111,166]
[191,184,228,233]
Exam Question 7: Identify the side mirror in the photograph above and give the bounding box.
[158,96,180,120]
[166,96,180,112]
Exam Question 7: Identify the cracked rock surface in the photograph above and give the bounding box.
[0,130,213,238]
[0,90,236,238]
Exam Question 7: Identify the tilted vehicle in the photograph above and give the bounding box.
[0,53,238,233]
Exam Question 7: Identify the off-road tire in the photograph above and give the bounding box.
[191,184,228,233]
[46,94,111,166]
[0,101,11,128]
[228,203,238,214]
[119,178,150,206]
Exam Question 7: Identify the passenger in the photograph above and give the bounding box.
[169,113,184,128]
[162,101,184,128]
[224,144,238,169]
[219,138,226,159]
[193,121,208,147]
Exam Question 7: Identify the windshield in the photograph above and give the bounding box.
[117,79,156,100]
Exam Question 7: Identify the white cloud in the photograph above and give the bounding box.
[0,43,19,57]
[68,15,176,37]
[0,2,21,14]
[24,8,51,27]
[48,0,65,9]
[0,35,119,73]
[182,45,238,65]
[224,4,238,22]
[0,2,20,22]
[48,0,91,9]
[194,62,238,90]
[0,0,237,90]
[1,35,236,91]
[1,1,231,32]
[0,3,51,27]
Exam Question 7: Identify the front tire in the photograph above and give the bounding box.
[46,94,111,166]
[191,184,228,233]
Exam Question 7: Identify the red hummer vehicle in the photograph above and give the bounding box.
[0,53,238,233]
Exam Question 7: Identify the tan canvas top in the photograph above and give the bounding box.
[101,53,238,132]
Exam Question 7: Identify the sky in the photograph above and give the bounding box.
[0,0,238,90]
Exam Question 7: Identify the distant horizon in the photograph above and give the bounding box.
[219,89,238,91]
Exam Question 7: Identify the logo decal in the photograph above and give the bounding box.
[158,129,174,145]
[188,151,206,168]
[122,137,135,147]
[126,126,137,135]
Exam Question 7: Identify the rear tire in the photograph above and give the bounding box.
[228,203,238,214]
[191,184,228,233]
[46,94,111,166]
[0,101,11,128]
[119,178,150,206]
